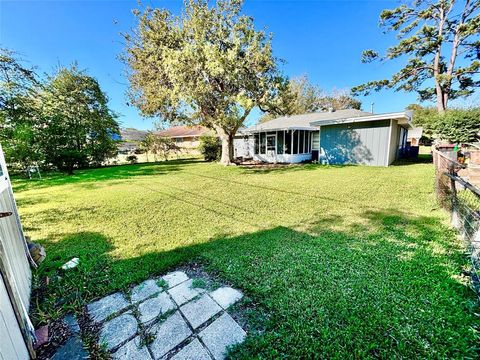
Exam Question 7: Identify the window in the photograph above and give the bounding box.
[299,130,305,154]
[277,131,284,154]
[267,134,275,152]
[260,132,266,154]
[285,130,291,154]
[254,133,259,154]
[293,130,299,154]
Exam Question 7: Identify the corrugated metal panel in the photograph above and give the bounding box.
[320,120,390,166]
[0,274,29,360]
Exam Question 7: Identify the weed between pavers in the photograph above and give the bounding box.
[156,278,168,290]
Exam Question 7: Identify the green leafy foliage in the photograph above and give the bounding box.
[0,48,43,171]
[38,64,120,173]
[123,0,284,164]
[0,50,120,174]
[260,75,362,123]
[353,1,480,112]
[410,104,480,143]
[199,135,221,161]
[126,155,138,164]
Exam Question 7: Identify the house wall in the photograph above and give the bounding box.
[319,120,391,166]
[388,120,400,165]
[234,136,254,158]
[253,153,312,163]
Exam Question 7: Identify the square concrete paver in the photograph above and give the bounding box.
[162,271,189,289]
[131,279,162,303]
[87,292,130,322]
[51,336,88,360]
[199,313,246,360]
[180,294,222,329]
[209,287,243,309]
[170,338,212,360]
[99,313,138,351]
[112,336,152,360]
[149,311,192,359]
[139,292,176,324]
[168,279,201,306]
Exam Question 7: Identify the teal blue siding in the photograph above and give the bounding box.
[320,120,391,166]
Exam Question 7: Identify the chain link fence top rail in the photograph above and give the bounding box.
[433,150,480,295]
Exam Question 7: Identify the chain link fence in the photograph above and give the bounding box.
[433,149,480,295]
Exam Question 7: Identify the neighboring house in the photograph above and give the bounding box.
[407,127,423,147]
[156,125,212,154]
[118,128,149,155]
[234,109,414,166]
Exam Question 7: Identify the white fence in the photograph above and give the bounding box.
[0,144,34,359]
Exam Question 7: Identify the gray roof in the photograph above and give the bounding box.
[248,109,372,132]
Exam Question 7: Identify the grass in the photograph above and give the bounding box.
[14,159,479,358]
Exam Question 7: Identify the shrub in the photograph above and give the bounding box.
[199,135,221,161]
[126,155,138,164]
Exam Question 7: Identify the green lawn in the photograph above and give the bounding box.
[14,160,479,358]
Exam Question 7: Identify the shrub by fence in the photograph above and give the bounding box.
[433,149,480,295]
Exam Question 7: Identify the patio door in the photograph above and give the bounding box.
[266,134,276,162]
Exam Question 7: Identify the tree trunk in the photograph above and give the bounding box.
[216,127,235,165]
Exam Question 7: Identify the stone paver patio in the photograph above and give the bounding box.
[86,270,246,359]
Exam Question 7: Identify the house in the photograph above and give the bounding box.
[234,109,414,166]
[156,125,213,154]
[118,128,149,155]
[407,127,423,147]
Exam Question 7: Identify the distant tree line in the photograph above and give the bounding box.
[0,49,119,174]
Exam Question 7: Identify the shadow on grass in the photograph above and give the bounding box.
[12,159,204,192]
[31,209,478,358]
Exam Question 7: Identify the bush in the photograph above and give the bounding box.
[199,135,221,161]
[126,155,138,164]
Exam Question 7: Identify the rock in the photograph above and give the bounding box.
[199,313,246,360]
[131,279,162,303]
[180,294,222,329]
[99,313,138,351]
[87,292,130,322]
[209,287,243,309]
[34,325,49,349]
[63,313,80,334]
[149,311,192,359]
[52,336,88,360]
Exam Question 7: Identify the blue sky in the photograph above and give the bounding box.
[2,0,428,130]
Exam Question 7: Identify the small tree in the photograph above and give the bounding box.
[0,48,43,172]
[140,132,156,162]
[39,64,120,173]
[353,0,480,112]
[151,136,180,161]
[123,0,284,165]
[199,135,221,161]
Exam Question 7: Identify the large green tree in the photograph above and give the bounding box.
[259,75,361,123]
[123,0,284,164]
[0,48,43,171]
[352,0,480,112]
[39,65,120,173]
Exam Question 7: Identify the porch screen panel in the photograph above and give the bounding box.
[298,130,305,154]
[284,130,291,154]
[260,133,266,154]
[254,134,259,154]
[307,132,310,152]
[293,131,299,154]
[277,131,284,154]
